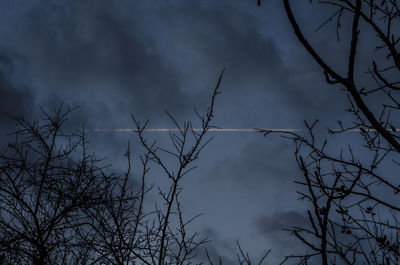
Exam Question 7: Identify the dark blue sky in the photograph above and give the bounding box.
[0,0,374,263]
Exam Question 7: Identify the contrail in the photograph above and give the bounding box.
[89,128,301,132]
[88,128,398,133]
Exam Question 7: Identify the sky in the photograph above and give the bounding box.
[0,0,380,264]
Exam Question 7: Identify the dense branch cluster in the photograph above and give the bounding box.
[0,70,224,265]
[259,0,400,264]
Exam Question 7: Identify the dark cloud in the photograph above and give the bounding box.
[151,1,348,127]
[254,210,317,264]
[0,0,350,133]
[0,52,35,138]
[255,210,309,236]
[2,0,194,128]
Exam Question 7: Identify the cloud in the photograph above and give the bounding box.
[1,0,196,128]
[149,0,346,127]
[255,210,308,236]
[0,0,350,133]
[0,52,35,138]
[254,210,318,264]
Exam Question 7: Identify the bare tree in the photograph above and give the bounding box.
[80,70,225,265]
[0,70,224,265]
[258,0,400,264]
[0,105,119,265]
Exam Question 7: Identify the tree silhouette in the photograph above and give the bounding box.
[0,105,117,264]
[259,1,400,264]
[0,70,224,265]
